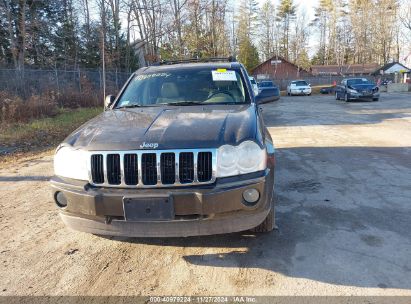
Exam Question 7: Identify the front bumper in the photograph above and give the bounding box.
[347,92,379,100]
[50,169,274,237]
[291,89,311,95]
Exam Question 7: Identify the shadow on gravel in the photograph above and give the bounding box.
[107,146,411,290]
[0,175,51,182]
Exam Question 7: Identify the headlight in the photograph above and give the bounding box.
[347,88,358,94]
[54,146,89,180]
[217,141,266,177]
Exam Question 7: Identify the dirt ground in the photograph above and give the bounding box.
[1,93,411,296]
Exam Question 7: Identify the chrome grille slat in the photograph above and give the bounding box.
[88,149,216,188]
[120,153,125,185]
[193,151,199,183]
[103,154,108,185]
[137,153,143,186]
[156,152,161,186]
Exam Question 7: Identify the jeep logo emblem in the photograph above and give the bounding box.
[140,142,159,149]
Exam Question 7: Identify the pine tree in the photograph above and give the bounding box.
[53,0,80,69]
[277,0,296,60]
[237,0,260,71]
[238,37,260,72]
[259,0,277,61]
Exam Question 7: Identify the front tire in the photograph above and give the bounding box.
[335,92,340,100]
[373,98,379,101]
[251,205,275,233]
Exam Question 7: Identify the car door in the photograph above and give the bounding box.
[337,80,345,98]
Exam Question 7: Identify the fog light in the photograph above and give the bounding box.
[55,191,67,208]
[242,189,260,206]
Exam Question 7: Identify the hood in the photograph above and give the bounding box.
[349,83,376,90]
[64,104,258,151]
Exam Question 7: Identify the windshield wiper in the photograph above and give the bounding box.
[166,101,204,106]
[116,104,143,109]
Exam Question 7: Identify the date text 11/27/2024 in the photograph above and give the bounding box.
[149,296,257,303]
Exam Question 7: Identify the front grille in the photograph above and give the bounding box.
[198,152,212,182]
[107,154,121,184]
[141,153,157,185]
[91,154,104,183]
[179,152,194,183]
[89,150,215,188]
[124,154,138,185]
[161,153,175,184]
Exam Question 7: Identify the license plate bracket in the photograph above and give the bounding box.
[123,196,174,221]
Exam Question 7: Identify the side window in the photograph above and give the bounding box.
[236,73,245,102]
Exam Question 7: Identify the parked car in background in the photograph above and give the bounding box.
[258,80,275,90]
[257,80,280,101]
[287,80,312,96]
[335,78,380,102]
[320,86,336,94]
[249,77,259,96]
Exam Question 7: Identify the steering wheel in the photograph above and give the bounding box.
[207,90,236,102]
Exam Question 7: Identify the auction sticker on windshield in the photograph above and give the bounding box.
[212,69,237,82]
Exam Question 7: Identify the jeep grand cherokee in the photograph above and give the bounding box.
[50,58,276,237]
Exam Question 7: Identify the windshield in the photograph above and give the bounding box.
[259,81,274,88]
[347,78,372,86]
[116,68,249,108]
[293,81,308,86]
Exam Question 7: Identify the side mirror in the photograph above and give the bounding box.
[255,88,279,104]
[104,95,115,110]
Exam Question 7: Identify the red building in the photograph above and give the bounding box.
[251,55,312,80]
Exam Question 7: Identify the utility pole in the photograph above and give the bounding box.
[101,1,106,98]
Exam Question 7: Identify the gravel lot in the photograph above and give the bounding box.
[1,93,410,296]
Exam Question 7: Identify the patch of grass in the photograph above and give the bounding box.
[0,107,102,159]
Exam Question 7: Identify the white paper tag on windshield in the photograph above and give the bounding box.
[212,69,237,82]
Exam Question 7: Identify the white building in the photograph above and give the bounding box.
[372,61,411,83]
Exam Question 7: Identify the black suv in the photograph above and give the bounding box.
[51,58,276,237]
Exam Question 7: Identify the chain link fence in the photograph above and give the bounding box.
[0,68,132,98]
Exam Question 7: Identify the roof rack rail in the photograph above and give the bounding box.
[152,56,237,66]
